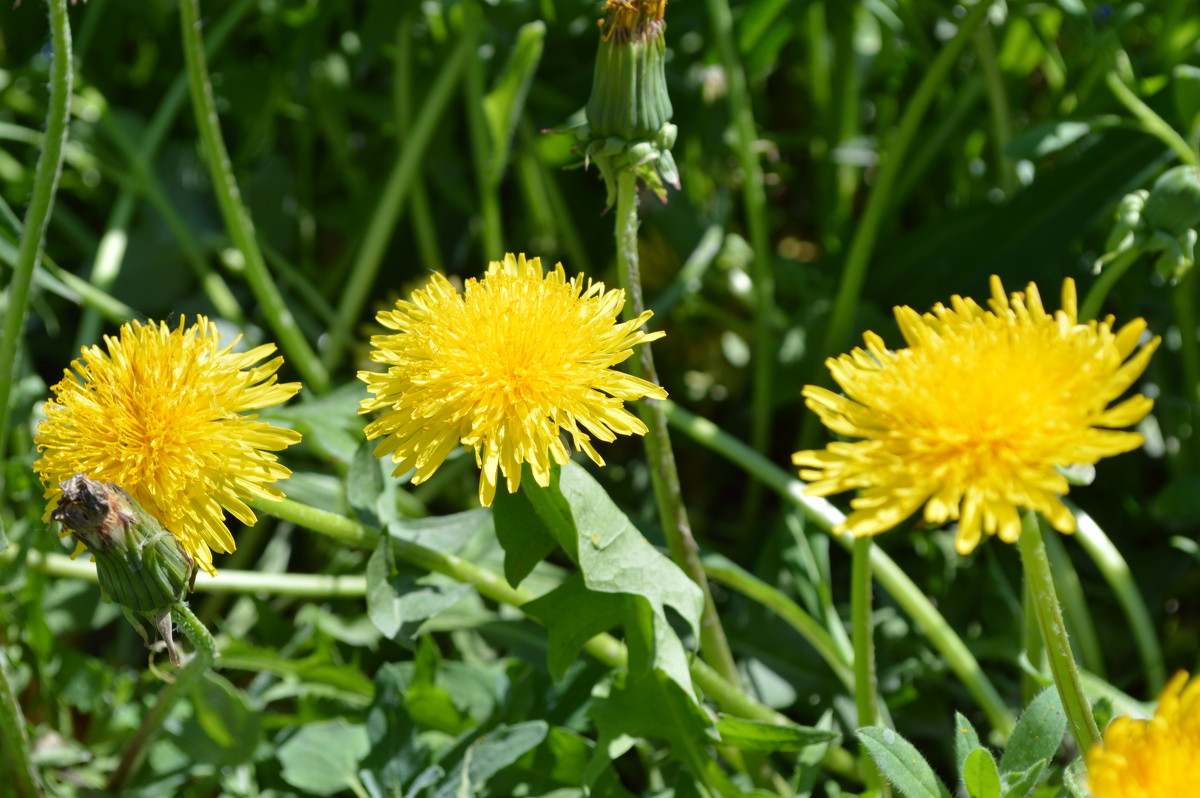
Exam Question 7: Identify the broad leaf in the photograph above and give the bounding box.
[431,721,549,798]
[523,572,627,680]
[962,748,1001,798]
[953,712,983,777]
[492,484,559,587]
[367,534,472,641]
[999,687,1066,775]
[858,726,952,798]
[278,718,370,797]
[177,671,261,768]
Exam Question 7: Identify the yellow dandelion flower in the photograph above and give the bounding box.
[793,276,1159,554]
[1086,671,1200,797]
[358,253,667,507]
[34,317,302,575]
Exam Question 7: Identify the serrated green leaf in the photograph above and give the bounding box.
[177,671,261,768]
[493,483,559,587]
[523,572,627,680]
[587,669,716,786]
[857,726,952,798]
[348,437,387,527]
[953,712,983,777]
[963,748,1002,798]
[431,721,549,798]
[713,716,839,753]
[278,718,370,797]
[367,535,472,641]
[361,664,427,796]
[482,22,545,185]
[388,508,491,556]
[999,687,1066,775]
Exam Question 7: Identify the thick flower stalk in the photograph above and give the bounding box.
[358,253,667,507]
[35,317,302,575]
[795,276,1159,554]
[1086,672,1200,796]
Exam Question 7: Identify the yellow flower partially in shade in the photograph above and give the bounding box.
[34,317,302,575]
[358,253,667,506]
[793,276,1159,554]
[1086,672,1200,797]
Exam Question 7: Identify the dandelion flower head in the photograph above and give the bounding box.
[1086,671,1200,797]
[34,317,302,575]
[793,276,1158,554]
[358,253,667,506]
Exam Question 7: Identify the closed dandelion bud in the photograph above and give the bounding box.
[586,0,672,140]
[1143,164,1200,237]
[52,473,195,614]
[576,0,679,206]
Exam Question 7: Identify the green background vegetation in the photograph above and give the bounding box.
[1,0,1198,795]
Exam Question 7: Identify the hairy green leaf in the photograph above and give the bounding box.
[278,718,370,797]
[999,687,1066,775]
[857,726,952,798]
[713,716,839,753]
[962,748,1001,798]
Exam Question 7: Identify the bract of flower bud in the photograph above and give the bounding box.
[52,474,196,615]
[1095,165,1200,284]
[1143,164,1200,237]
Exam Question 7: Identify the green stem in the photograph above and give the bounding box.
[6,547,367,598]
[1105,67,1200,167]
[703,556,853,690]
[1016,512,1101,753]
[1080,248,1141,322]
[821,0,995,360]
[975,25,1015,195]
[851,537,889,796]
[1021,580,1045,705]
[107,602,218,791]
[178,0,329,393]
[614,168,740,689]
[702,0,774,470]
[0,0,72,465]
[663,399,1016,739]
[1072,504,1165,692]
[322,31,473,373]
[0,648,42,798]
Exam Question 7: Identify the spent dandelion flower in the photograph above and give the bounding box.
[794,276,1159,554]
[1086,672,1200,797]
[34,317,302,575]
[358,253,667,507]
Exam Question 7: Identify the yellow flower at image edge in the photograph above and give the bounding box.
[358,253,667,506]
[794,276,1159,554]
[34,317,302,575]
[1086,672,1200,797]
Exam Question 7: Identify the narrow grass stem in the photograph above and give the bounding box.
[178,0,330,393]
[703,556,853,690]
[1071,504,1165,692]
[1105,68,1200,167]
[614,168,740,689]
[1080,248,1141,321]
[702,0,774,473]
[1017,511,1101,753]
[0,0,72,465]
[322,31,473,373]
[1170,269,1200,471]
[821,0,995,360]
[107,602,219,791]
[663,399,1016,738]
[0,648,42,798]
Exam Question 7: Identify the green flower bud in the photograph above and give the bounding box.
[571,0,678,207]
[52,474,195,614]
[1143,164,1200,237]
[586,0,672,140]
